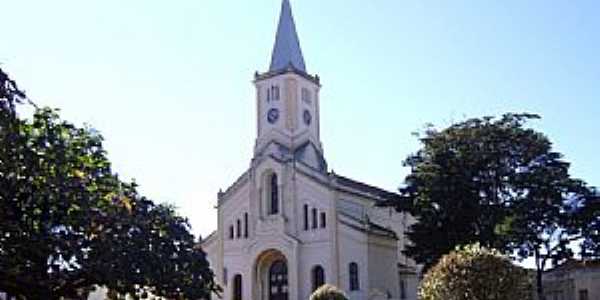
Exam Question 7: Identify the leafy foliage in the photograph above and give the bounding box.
[579,189,600,258]
[309,284,348,300]
[0,67,218,299]
[385,113,598,298]
[420,244,532,300]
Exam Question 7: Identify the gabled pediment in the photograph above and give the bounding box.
[293,141,327,173]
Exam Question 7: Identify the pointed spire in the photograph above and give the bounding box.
[269,0,307,73]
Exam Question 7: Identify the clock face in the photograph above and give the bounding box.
[303,110,312,126]
[267,108,280,124]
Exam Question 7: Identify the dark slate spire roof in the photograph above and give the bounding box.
[269,0,306,73]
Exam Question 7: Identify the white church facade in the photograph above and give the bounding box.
[201,1,420,299]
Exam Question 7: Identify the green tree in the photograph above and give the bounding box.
[0,67,218,299]
[384,114,597,299]
[420,244,532,300]
[581,192,600,258]
[499,154,596,300]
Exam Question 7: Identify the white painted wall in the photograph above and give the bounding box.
[338,222,370,300]
[368,235,400,299]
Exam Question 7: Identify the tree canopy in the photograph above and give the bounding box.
[0,67,218,299]
[385,113,599,299]
[419,244,532,300]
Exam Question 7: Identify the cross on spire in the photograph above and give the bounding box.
[269,0,306,73]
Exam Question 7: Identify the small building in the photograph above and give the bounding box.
[542,260,600,300]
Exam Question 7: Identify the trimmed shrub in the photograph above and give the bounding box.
[310,284,348,300]
[419,244,532,300]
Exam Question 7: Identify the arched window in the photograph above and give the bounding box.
[269,174,279,214]
[349,262,359,291]
[312,265,325,292]
[233,274,242,300]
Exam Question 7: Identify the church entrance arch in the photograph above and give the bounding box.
[254,249,289,300]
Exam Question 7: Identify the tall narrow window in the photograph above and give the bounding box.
[349,262,359,291]
[301,88,312,104]
[270,86,275,101]
[320,212,326,228]
[312,265,325,292]
[236,219,241,238]
[233,274,242,300]
[304,204,309,230]
[400,279,407,299]
[223,268,228,285]
[244,213,248,238]
[312,208,318,229]
[229,225,234,240]
[270,174,279,214]
[267,88,271,102]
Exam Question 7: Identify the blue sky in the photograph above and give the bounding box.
[2,0,599,238]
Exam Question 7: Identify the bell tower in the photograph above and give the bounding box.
[253,0,325,172]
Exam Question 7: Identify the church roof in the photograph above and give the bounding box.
[269,0,306,73]
[294,141,327,173]
[333,174,402,203]
[338,211,398,239]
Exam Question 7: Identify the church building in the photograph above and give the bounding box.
[202,1,420,299]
